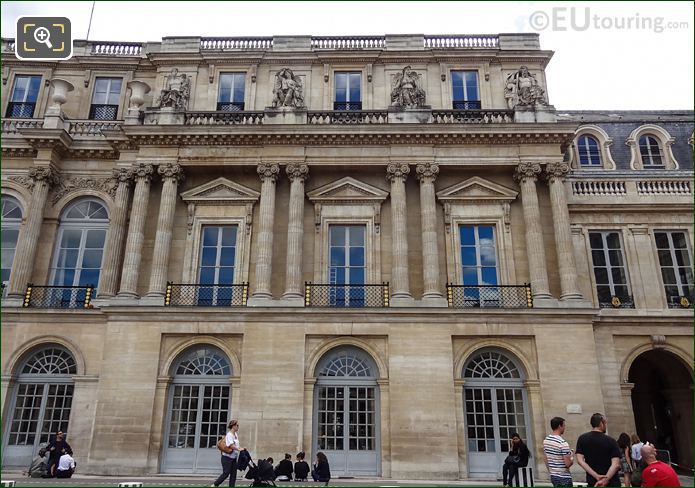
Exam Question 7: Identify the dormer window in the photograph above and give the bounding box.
[639,135,664,167]
[577,135,602,166]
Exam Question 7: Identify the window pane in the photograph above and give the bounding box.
[349,267,365,285]
[61,230,82,248]
[27,76,42,102]
[219,248,235,266]
[199,267,215,284]
[11,76,29,102]
[221,226,237,246]
[461,247,477,266]
[481,267,498,286]
[219,74,232,102]
[1,228,19,249]
[232,74,245,102]
[82,250,103,269]
[218,267,234,284]
[203,227,218,246]
[460,226,475,245]
[463,268,478,285]
[480,246,496,266]
[330,226,345,245]
[85,230,106,249]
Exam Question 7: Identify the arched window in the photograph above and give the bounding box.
[1,196,23,291]
[577,135,602,166]
[639,135,664,167]
[464,350,521,379]
[50,199,109,291]
[319,352,373,377]
[4,345,76,467]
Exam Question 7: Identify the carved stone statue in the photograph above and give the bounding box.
[271,68,305,108]
[390,66,426,108]
[504,66,546,109]
[156,68,191,110]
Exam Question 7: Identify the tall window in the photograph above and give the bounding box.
[460,225,498,286]
[451,71,480,109]
[217,73,245,111]
[6,75,42,118]
[2,196,23,294]
[639,135,664,167]
[89,77,122,120]
[334,72,361,110]
[589,231,631,306]
[329,225,366,306]
[50,199,109,292]
[197,225,237,306]
[577,135,602,166]
[654,231,694,306]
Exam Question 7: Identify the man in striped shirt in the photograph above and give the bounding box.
[543,416,574,487]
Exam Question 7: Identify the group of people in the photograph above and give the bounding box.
[26,430,76,479]
[212,419,331,487]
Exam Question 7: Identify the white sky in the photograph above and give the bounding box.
[2,1,693,110]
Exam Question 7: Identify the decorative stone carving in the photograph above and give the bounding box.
[155,68,190,110]
[271,68,305,108]
[415,162,439,181]
[257,163,280,181]
[8,174,35,190]
[513,162,542,183]
[132,163,155,179]
[386,163,410,182]
[158,163,185,182]
[112,167,134,184]
[505,66,547,109]
[286,163,309,182]
[390,66,426,108]
[8,167,58,191]
[51,176,118,205]
[545,162,570,181]
[651,335,667,349]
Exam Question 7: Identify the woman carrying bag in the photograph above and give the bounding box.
[212,419,245,487]
[502,433,531,487]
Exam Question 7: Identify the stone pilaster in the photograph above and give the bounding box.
[415,163,443,300]
[513,162,551,300]
[7,166,58,297]
[283,164,309,300]
[251,163,280,300]
[545,162,582,300]
[98,168,133,297]
[146,163,185,298]
[386,163,412,301]
[117,163,154,298]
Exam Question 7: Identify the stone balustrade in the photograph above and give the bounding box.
[184,111,265,125]
[424,35,499,48]
[90,41,143,56]
[307,110,388,125]
[571,180,627,196]
[431,109,513,124]
[200,37,274,50]
[570,178,693,198]
[67,120,123,136]
[311,36,386,49]
[1,118,44,134]
[636,179,692,195]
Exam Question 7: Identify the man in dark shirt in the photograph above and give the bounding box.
[575,413,621,487]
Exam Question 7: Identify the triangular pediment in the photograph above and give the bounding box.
[436,176,518,202]
[180,177,260,204]
[307,177,389,203]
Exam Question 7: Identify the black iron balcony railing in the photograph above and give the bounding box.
[165,282,249,307]
[23,284,95,309]
[599,295,636,309]
[5,102,36,118]
[216,101,245,111]
[452,100,481,110]
[89,104,119,120]
[305,282,389,308]
[667,294,694,309]
[446,284,533,309]
[333,101,362,111]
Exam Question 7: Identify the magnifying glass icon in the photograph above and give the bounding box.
[33,27,53,49]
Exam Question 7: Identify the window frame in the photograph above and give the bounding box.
[6,74,42,118]
[577,134,602,167]
[1,195,24,292]
[197,224,239,285]
[334,71,362,110]
[459,224,500,287]
[88,76,124,120]
[588,230,632,305]
[653,230,694,306]
[638,135,665,168]
[217,72,246,111]
[450,70,481,109]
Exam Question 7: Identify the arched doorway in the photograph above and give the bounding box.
[463,349,532,478]
[629,350,693,470]
[313,346,380,476]
[162,345,232,473]
[2,345,76,467]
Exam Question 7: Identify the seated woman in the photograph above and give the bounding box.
[502,433,531,488]
[294,452,310,482]
[312,452,331,485]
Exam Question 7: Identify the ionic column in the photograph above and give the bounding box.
[146,163,185,297]
[283,164,309,299]
[98,168,133,297]
[7,167,58,297]
[386,163,412,300]
[513,162,551,299]
[252,163,280,299]
[545,162,582,300]
[117,163,154,297]
[415,163,443,299]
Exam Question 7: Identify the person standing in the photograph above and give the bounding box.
[543,417,574,487]
[616,433,633,487]
[640,443,681,487]
[575,413,621,487]
[630,434,644,464]
[212,419,244,487]
[502,433,531,487]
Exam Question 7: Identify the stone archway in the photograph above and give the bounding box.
[628,350,693,470]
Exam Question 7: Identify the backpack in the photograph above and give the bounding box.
[217,436,232,453]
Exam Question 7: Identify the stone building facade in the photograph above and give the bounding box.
[1,33,692,480]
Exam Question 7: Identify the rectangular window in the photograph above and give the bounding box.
[6,75,42,118]
[451,71,480,109]
[589,231,631,306]
[334,72,362,110]
[329,225,366,306]
[89,77,122,120]
[654,231,694,307]
[218,73,245,111]
[197,225,238,306]
[1,227,19,292]
[460,225,499,306]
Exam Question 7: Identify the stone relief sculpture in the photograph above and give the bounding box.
[504,66,546,109]
[156,68,191,110]
[271,68,305,108]
[390,66,426,108]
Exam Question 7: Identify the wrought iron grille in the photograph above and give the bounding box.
[333,101,362,111]
[305,282,389,308]
[446,284,532,309]
[452,100,482,110]
[165,283,249,307]
[5,102,36,118]
[216,102,245,111]
[89,104,119,120]
[599,295,636,309]
[23,284,95,309]
[667,294,694,309]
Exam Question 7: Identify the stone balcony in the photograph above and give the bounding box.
[566,172,694,206]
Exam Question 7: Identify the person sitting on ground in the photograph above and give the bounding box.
[56,449,76,478]
[27,446,48,478]
[311,452,331,485]
[640,443,680,487]
[265,457,276,480]
[294,452,310,482]
[275,453,293,481]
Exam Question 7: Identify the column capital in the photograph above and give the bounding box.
[415,162,439,182]
[513,162,542,183]
[28,166,59,187]
[158,163,185,183]
[286,163,309,182]
[131,163,155,180]
[111,167,134,186]
[257,163,280,182]
[386,163,410,182]
[544,162,570,183]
